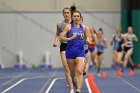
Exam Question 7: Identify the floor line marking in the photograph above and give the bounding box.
[38,78,53,93]
[85,78,92,93]
[1,78,26,93]
[121,78,140,93]
[45,77,65,93]
[39,77,65,93]
[45,78,58,93]
[0,72,26,88]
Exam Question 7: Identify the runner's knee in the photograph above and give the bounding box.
[76,69,83,76]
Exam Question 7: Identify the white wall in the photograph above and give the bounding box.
[0,0,120,11]
[0,11,120,68]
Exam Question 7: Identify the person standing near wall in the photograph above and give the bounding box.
[60,10,91,93]
[53,7,74,93]
[121,26,138,72]
[110,26,124,76]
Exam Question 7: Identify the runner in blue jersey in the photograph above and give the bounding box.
[53,7,75,93]
[60,10,90,93]
[96,28,107,76]
[121,26,138,72]
[110,26,124,76]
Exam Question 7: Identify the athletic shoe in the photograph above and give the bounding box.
[67,84,69,87]
[117,71,122,77]
[75,89,80,93]
[70,89,74,93]
[97,73,101,77]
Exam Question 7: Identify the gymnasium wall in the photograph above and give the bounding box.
[0,0,121,68]
[0,0,120,11]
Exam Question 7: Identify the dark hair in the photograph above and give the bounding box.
[99,28,103,33]
[62,7,71,14]
[70,5,77,17]
[70,5,77,13]
[70,5,76,23]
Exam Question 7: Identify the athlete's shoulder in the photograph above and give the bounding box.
[120,33,124,37]
[65,24,71,31]
[93,33,97,38]
[89,26,95,32]
[123,33,127,36]
[82,24,89,31]
[81,24,85,27]
[81,24,88,28]
[57,21,62,24]
[66,24,71,27]
[112,34,115,37]
[57,21,63,28]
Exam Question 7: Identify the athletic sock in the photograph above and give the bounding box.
[70,89,74,93]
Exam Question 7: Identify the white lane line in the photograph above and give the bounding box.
[121,78,140,93]
[1,78,26,93]
[45,77,65,93]
[46,77,90,93]
[38,78,53,93]
[85,78,92,93]
[0,72,26,88]
[45,78,57,93]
